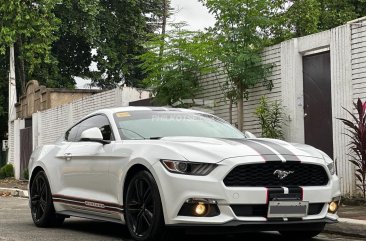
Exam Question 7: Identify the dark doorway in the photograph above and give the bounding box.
[303,52,333,159]
[20,127,32,179]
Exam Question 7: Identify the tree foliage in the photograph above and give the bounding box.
[272,0,366,42]
[0,0,60,92]
[50,0,101,88]
[0,0,166,92]
[0,0,166,146]
[91,0,148,88]
[200,0,276,130]
[140,25,215,106]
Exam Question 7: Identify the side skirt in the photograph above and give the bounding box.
[52,194,124,223]
[57,210,125,224]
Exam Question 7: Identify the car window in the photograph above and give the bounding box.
[65,123,80,142]
[113,111,245,140]
[65,115,114,142]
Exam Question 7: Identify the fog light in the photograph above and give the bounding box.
[328,201,339,213]
[194,203,207,216]
[178,198,220,217]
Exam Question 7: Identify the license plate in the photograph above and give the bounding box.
[267,201,308,218]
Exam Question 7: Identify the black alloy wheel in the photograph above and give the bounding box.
[125,170,165,241]
[30,171,64,227]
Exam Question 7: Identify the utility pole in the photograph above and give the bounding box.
[7,44,17,164]
[9,44,17,122]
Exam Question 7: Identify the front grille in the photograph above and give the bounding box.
[223,162,329,187]
[231,203,325,217]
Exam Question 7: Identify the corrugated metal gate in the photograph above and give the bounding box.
[20,127,32,180]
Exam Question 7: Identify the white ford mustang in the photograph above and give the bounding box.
[28,107,340,241]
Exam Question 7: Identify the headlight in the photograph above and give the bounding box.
[319,151,336,175]
[160,159,217,176]
[327,162,335,175]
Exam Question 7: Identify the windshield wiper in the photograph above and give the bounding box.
[118,128,146,140]
[149,137,163,140]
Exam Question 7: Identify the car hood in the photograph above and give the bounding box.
[158,137,324,164]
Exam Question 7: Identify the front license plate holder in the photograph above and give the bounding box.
[267,201,308,218]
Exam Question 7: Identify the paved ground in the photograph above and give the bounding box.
[338,205,366,220]
[0,197,365,241]
[0,178,28,190]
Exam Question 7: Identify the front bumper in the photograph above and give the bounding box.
[151,156,341,226]
[166,218,336,234]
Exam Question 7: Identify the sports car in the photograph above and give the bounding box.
[28,107,340,240]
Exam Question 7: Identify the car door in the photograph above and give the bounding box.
[55,114,120,218]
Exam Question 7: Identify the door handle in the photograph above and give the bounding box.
[64,153,72,161]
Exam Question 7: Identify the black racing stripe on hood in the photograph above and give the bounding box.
[250,139,301,162]
[225,139,282,162]
[267,187,303,202]
[288,187,303,199]
[267,187,284,203]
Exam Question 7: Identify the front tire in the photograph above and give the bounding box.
[30,171,65,227]
[125,170,165,241]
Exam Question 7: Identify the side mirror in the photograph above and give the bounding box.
[80,127,110,144]
[244,131,256,139]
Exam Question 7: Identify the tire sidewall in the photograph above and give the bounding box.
[125,170,165,241]
[30,171,56,227]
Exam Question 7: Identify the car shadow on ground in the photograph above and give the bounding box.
[58,219,324,241]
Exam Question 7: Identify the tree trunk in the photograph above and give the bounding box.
[237,81,244,131]
[237,95,243,131]
[15,36,26,95]
[229,98,233,124]
[159,0,168,58]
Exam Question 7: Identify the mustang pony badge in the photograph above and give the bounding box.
[273,170,294,180]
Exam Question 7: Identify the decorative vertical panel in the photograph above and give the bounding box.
[331,24,354,195]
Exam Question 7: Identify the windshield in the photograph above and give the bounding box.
[114,110,245,140]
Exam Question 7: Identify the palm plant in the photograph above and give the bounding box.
[339,98,366,198]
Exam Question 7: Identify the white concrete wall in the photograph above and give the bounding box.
[351,22,366,100]
[330,25,354,195]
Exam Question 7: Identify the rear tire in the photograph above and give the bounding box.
[30,171,65,227]
[125,170,165,241]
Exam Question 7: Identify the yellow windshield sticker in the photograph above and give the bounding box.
[116,112,131,118]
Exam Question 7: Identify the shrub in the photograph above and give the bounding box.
[339,98,366,198]
[0,164,14,179]
[23,168,29,180]
[255,96,285,139]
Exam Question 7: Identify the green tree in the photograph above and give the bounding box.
[140,25,215,106]
[91,0,166,89]
[273,0,366,42]
[0,0,60,94]
[200,0,276,131]
[49,0,101,88]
